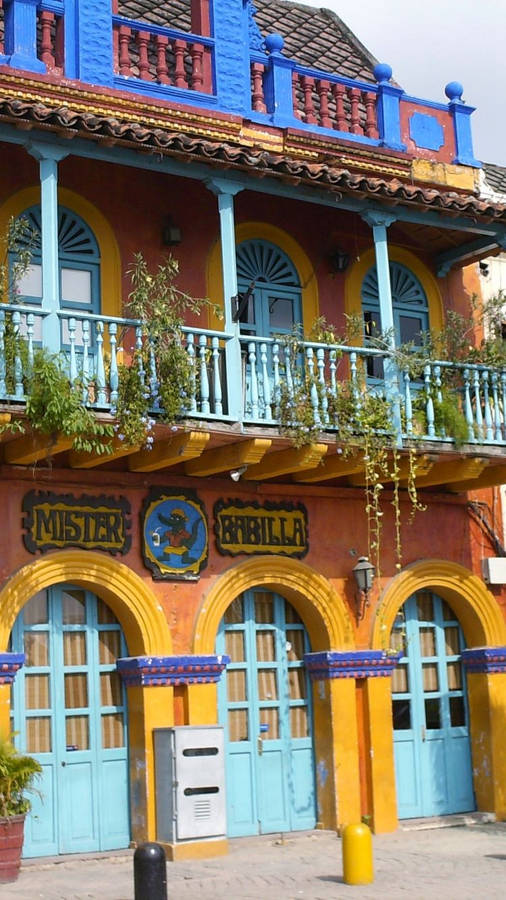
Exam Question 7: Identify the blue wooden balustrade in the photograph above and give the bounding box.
[1,304,505,449]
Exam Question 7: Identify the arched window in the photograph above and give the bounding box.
[361,261,429,346]
[13,205,101,317]
[236,239,302,338]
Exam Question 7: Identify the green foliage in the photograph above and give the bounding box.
[0,216,37,304]
[0,737,42,818]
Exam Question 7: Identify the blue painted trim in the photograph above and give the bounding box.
[76,0,113,86]
[376,82,406,152]
[263,50,296,128]
[112,15,214,48]
[3,0,46,74]
[0,652,25,683]
[449,100,481,168]
[304,650,401,680]
[401,95,450,112]
[213,0,251,114]
[112,77,218,109]
[39,0,64,12]
[409,112,444,152]
[247,111,381,147]
[116,654,230,686]
[461,647,506,673]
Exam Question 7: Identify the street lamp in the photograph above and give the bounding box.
[352,556,375,621]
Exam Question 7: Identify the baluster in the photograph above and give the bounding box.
[492,371,502,441]
[349,87,363,134]
[40,11,55,68]
[174,39,187,88]
[137,31,151,81]
[96,321,106,406]
[404,371,413,435]
[272,342,280,411]
[54,15,64,69]
[26,313,34,371]
[463,368,475,442]
[186,333,197,413]
[333,83,348,131]
[364,91,379,138]
[317,348,328,424]
[316,80,331,128]
[329,349,337,407]
[82,320,90,403]
[251,62,266,112]
[155,35,169,84]
[292,72,303,120]
[0,311,6,396]
[248,342,259,419]
[190,43,204,91]
[109,323,119,407]
[68,317,77,383]
[301,75,317,124]
[306,348,320,425]
[260,342,271,421]
[12,312,23,399]
[501,370,506,441]
[482,370,493,441]
[199,335,210,414]
[473,368,483,439]
[118,26,132,77]
[350,351,358,401]
[284,342,294,403]
[423,364,435,437]
[434,365,445,438]
[148,338,158,407]
[212,336,223,415]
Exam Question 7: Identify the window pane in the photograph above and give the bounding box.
[269,296,295,330]
[286,630,305,661]
[450,696,466,727]
[24,592,48,625]
[229,709,248,741]
[285,603,302,624]
[100,672,122,707]
[442,601,455,621]
[392,699,411,730]
[390,630,406,654]
[66,715,89,750]
[417,592,434,621]
[425,698,441,729]
[102,713,125,749]
[97,600,118,626]
[65,674,88,709]
[399,315,423,345]
[225,631,245,662]
[224,598,244,625]
[258,669,277,701]
[24,632,49,667]
[290,706,308,738]
[25,674,50,709]
[26,717,51,753]
[227,670,247,703]
[289,669,306,700]
[259,707,279,740]
[62,590,86,625]
[64,632,87,666]
[447,661,462,690]
[61,268,91,304]
[256,630,276,662]
[18,263,42,299]
[99,631,121,665]
[422,663,439,692]
[254,593,273,624]
[445,626,460,656]
[419,627,436,657]
[392,664,409,694]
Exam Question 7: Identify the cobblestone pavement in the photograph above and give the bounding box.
[3,823,506,900]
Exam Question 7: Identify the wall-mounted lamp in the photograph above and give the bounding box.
[329,247,350,273]
[230,465,248,482]
[479,261,490,278]
[352,555,375,620]
[162,216,182,247]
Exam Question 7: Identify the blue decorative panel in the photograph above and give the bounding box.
[409,112,445,151]
[0,652,25,683]
[117,654,229,687]
[304,650,401,680]
[461,646,506,673]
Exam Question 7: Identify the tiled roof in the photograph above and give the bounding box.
[2,95,505,224]
[483,163,506,197]
[117,0,378,82]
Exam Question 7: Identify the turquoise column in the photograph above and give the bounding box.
[362,210,402,441]
[27,143,68,353]
[206,178,244,423]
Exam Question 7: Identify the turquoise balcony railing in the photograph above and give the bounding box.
[1,305,506,450]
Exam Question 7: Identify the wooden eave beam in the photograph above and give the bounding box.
[244,443,328,481]
[69,437,142,469]
[184,438,271,478]
[348,454,435,488]
[293,451,365,483]
[446,464,506,493]
[128,431,210,472]
[405,457,489,489]
[4,432,74,465]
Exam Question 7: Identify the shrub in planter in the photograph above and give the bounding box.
[0,738,42,883]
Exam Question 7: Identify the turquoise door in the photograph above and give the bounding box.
[10,586,130,857]
[216,589,316,836]
[391,591,475,819]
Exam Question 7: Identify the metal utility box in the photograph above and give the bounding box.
[154,726,226,844]
[482,557,506,584]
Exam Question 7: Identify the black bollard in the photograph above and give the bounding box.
[133,842,168,900]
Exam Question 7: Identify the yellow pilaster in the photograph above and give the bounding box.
[467,672,506,819]
[126,685,174,844]
[364,677,398,833]
[0,684,11,739]
[186,683,218,725]
[313,677,361,831]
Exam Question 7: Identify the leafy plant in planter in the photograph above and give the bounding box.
[0,737,42,883]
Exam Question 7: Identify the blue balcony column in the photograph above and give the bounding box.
[27,143,69,353]
[263,34,296,127]
[373,64,406,152]
[213,0,251,114]
[206,177,244,422]
[362,209,402,441]
[3,0,46,73]
[64,0,113,84]
[445,82,481,168]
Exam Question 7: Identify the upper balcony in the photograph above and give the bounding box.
[0,0,480,169]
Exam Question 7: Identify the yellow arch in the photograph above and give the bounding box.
[206,222,319,335]
[344,245,444,336]
[0,186,122,318]
[0,550,172,656]
[372,559,506,650]
[193,556,354,653]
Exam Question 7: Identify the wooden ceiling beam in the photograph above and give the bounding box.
[129,431,210,472]
[446,464,506,493]
[185,438,271,477]
[4,432,74,465]
[244,443,327,481]
[69,437,142,469]
[293,451,365,483]
[407,457,489,489]
[348,454,435,487]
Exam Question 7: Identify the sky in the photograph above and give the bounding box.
[302,0,505,168]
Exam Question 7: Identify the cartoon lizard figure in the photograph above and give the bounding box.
[157,507,201,566]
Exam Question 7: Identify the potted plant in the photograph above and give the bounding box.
[0,737,42,883]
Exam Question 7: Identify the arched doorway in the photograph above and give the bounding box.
[390,590,474,819]
[10,585,130,856]
[216,588,315,836]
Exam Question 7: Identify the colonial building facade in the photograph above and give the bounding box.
[1,0,506,861]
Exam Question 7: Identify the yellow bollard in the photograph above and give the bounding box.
[342,823,374,885]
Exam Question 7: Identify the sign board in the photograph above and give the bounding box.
[142,488,208,580]
[23,490,131,555]
[214,499,308,558]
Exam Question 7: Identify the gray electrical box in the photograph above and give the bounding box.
[154,726,226,844]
